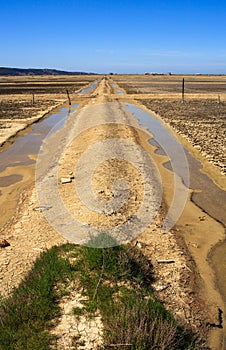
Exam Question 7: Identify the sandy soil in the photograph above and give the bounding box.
[0,76,225,349]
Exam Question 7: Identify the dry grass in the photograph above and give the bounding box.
[112,74,226,101]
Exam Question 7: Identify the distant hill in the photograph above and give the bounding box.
[0,67,96,76]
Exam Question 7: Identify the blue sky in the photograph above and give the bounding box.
[1,0,226,73]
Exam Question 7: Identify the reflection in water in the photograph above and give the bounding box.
[126,103,189,232]
[126,103,226,226]
[78,80,100,95]
[126,103,190,186]
[0,104,79,184]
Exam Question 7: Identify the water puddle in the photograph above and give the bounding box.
[126,103,190,231]
[164,153,226,226]
[126,103,189,185]
[77,79,100,95]
[0,174,23,187]
[0,104,79,174]
[126,103,226,226]
[109,81,124,94]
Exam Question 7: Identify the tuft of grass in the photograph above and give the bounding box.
[77,234,196,349]
[0,235,199,349]
[72,306,83,317]
[0,245,74,350]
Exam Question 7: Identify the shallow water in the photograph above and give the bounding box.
[126,103,190,186]
[126,103,226,226]
[126,103,191,231]
[0,104,79,188]
[0,174,23,188]
[77,79,100,95]
[211,240,226,304]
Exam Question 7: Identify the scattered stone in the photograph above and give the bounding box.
[61,177,72,184]
[190,243,199,249]
[153,284,169,292]
[33,205,52,212]
[135,241,142,249]
[68,171,75,180]
[157,259,175,264]
[135,241,147,249]
[68,171,75,179]
[0,240,10,248]
[97,190,105,194]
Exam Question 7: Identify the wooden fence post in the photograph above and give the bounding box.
[182,78,185,102]
[66,89,71,105]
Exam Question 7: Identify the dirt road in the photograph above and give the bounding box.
[0,77,225,349]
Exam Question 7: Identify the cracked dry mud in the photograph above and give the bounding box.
[50,285,103,350]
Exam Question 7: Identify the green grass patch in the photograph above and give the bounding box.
[0,234,198,349]
[72,306,84,317]
[0,245,74,350]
